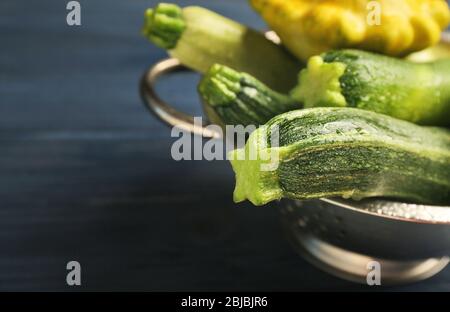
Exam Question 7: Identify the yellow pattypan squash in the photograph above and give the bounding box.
[250,0,450,60]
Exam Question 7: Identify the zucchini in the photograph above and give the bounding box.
[142,3,302,93]
[292,50,450,126]
[230,107,450,206]
[198,64,301,126]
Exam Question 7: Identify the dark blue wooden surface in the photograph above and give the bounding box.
[1,0,450,291]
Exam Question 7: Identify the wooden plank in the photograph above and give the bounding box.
[0,0,448,291]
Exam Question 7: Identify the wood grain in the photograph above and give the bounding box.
[1,0,449,291]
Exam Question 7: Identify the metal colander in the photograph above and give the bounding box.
[140,33,450,285]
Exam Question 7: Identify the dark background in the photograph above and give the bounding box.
[1,0,450,291]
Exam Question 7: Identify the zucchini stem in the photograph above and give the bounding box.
[199,64,301,126]
[142,3,186,49]
[292,56,347,108]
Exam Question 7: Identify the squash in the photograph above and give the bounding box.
[142,3,302,92]
[292,49,450,126]
[250,0,450,60]
[229,107,450,206]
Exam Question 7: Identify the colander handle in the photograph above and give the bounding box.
[140,58,222,139]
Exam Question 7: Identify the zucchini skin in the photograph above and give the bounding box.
[292,49,450,126]
[142,3,303,93]
[230,107,450,206]
[198,64,301,126]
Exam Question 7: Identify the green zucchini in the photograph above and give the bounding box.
[292,50,450,126]
[142,3,302,93]
[198,64,301,126]
[230,107,450,206]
